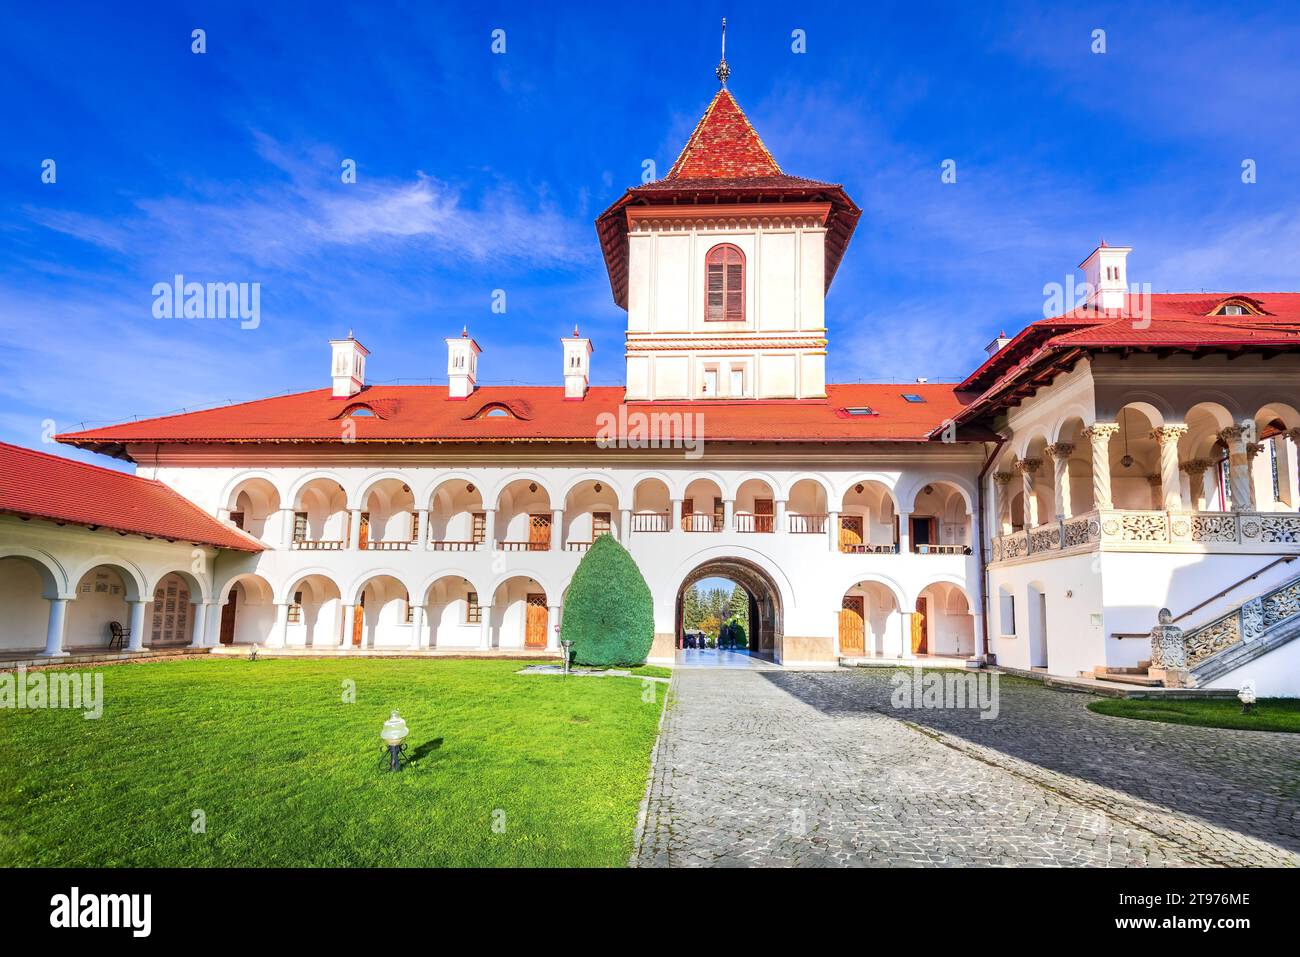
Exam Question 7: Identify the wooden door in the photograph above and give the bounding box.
[754,498,774,533]
[592,511,612,539]
[682,498,695,530]
[712,496,724,531]
[528,513,551,550]
[219,587,237,645]
[912,597,928,654]
[839,596,865,655]
[839,515,863,552]
[352,593,365,647]
[911,517,935,552]
[358,512,370,549]
[525,593,548,648]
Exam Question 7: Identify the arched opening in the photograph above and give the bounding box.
[148,571,201,646]
[225,477,281,540]
[429,479,485,550]
[733,478,776,533]
[1055,416,1095,516]
[839,580,903,657]
[674,558,781,663]
[283,574,343,648]
[786,478,828,535]
[216,574,275,646]
[67,564,135,648]
[839,480,898,552]
[631,478,671,532]
[421,575,484,648]
[914,582,976,657]
[0,554,62,652]
[908,481,971,554]
[682,477,723,532]
[563,479,620,551]
[291,477,349,549]
[358,478,416,550]
[352,575,411,649]
[1110,405,1161,510]
[495,479,553,551]
[488,576,550,650]
[1252,402,1300,512]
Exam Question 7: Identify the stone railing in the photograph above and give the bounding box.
[1184,575,1300,668]
[991,510,1300,563]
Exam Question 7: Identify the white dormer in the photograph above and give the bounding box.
[446,328,481,399]
[1079,242,1131,312]
[984,331,1012,357]
[562,326,593,399]
[329,334,369,399]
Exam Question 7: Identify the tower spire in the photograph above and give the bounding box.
[715,18,730,87]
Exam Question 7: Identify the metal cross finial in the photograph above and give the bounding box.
[715,18,730,87]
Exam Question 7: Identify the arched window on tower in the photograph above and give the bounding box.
[705,244,745,321]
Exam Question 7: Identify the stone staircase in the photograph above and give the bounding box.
[1186,573,1300,686]
[1083,662,1162,687]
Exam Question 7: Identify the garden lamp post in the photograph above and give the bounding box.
[560,640,574,675]
[381,710,410,771]
[1239,681,1257,715]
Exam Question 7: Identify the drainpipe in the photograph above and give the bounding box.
[976,434,1006,665]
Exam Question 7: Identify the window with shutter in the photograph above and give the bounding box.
[704,244,745,321]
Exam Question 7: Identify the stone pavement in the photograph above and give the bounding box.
[632,668,1300,867]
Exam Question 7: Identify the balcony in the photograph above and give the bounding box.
[682,512,722,533]
[992,509,1300,563]
[734,512,774,533]
[788,513,828,534]
[291,539,345,551]
[429,539,481,551]
[912,543,972,555]
[363,540,412,551]
[841,542,899,555]
[632,512,670,533]
[499,540,549,552]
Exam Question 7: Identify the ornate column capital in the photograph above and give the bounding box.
[992,471,1015,486]
[1288,427,1300,446]
[1149,424,1188,447]
[1179,459,1211,475]
[1246,442,1262,460]
[1014,457,1042,475]
[1082,422,1120,440]
[1045,442,1075,460]
[1218,424,1248,444]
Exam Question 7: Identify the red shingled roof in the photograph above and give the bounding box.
[0,442,263,551]
[596,88,861,309]
[57,384,977,460]
[942,293,1300,435]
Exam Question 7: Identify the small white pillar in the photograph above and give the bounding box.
[551,508,563,551]
[620,508,632,541]
[415,509,429,546]
[774,499,787,534]
[409,605,425,651]
[900,612,915,659]
[42,597,70,657]
[723,498,735,530]
[188,600,207,648]
[483,508,497,549]
[547,605,561,651]
[279,508,296,548]
[339,603,355,649]
[898,513,912,554]
[270,602,290,648]
[671,498,683,531]
[480,610,493,650]
[204,601,224,648]
[828,511,840,552]
[348,509,363,548]
[126,599,148,652]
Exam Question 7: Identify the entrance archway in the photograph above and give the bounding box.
[673,557,782,660]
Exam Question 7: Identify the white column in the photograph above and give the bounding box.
[900,612,915,658]
[483,508,497,548]
[723,498,735,530]
[409,605,425,650]
[547,605,561,651]
[671,498,683,531]
[827,510,840,552]
[279,508,296,547]
[970,612,984,663]
[898,512,911,554]
[620,508,632,541]
[1046,443,1074,521]
[415,509,429,547]
[339,604,355,649]
[1082,423,1118,510]
[204,601,223,647]
[480,609,493,650]
[1181,460,1211,511]
[348,509,363,548]
[42,597,70,657]
[993,472,1014,534]
[270,602,289,648]
[1219,425,1253,512]
[1285,429,1300,509]
[1151,425,1187,511]
[774,499,787,534]
[1246,442,1264,510]
[1016,458,1041,527]
[188,600,207,648]
[126,599,147,651]
[550,507,563,551]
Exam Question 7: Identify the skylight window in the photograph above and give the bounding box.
[844,406,877,416]
[901,393,925,403]
[343,405,375,417]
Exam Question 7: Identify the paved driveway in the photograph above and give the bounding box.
[633,669,1300,867]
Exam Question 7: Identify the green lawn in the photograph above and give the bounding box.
[0,658,666,867]
[1087,696,1300,733]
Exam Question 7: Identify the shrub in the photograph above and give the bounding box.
[562,535,654,667]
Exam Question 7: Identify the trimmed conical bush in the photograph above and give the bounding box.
[561,534,654,667]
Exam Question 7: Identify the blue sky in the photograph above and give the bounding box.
[3,1,1299,469]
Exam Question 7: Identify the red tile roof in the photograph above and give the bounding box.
[0,442,264,551]
[57,384,978,459]
[942,293,1300,434]
[596,89,861,309]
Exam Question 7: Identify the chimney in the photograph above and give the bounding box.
[1079,241,1131,311]
[984,330,1012,357]
[329,332,369,398]
[561,325,593,399]
[446,327,481,399]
